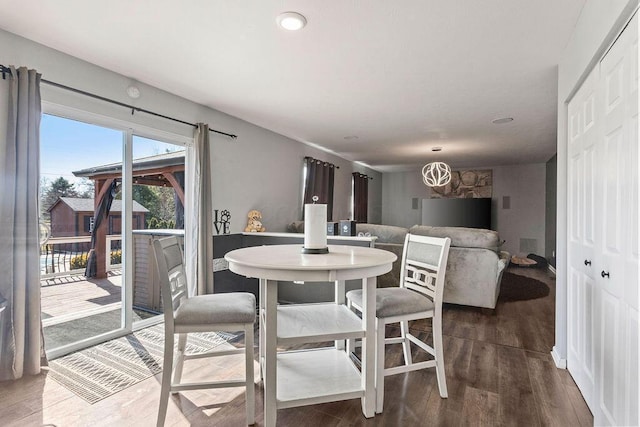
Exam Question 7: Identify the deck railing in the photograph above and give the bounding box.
[40,235,122,279]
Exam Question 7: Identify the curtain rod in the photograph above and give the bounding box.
[0,65,237,139]
[352,172,374,180]
[304,156,340,169]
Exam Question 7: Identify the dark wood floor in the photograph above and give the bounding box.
[0,266,592,426]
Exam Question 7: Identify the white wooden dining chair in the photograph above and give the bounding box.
[153,236,256,426]
[346,233,451,413]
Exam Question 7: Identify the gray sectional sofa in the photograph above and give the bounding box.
[409,225,510,309]
[286,222,509,309]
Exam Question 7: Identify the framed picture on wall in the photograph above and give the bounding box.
[429,169,492,198]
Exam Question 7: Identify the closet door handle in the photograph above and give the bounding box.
[601,271,610,278]
[584,260,591,266]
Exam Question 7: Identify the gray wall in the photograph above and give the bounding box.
[381,163,546,257]
[381,172,424,228]
[554,0,638,364]
[0,29,382,233]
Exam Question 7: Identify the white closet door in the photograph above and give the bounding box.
[597,11,638,426]
[567,65,599,412]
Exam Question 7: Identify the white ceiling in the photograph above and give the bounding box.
[0,1,585,172]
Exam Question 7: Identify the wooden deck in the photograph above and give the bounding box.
[41,271,123,321]
[40,271,158,351]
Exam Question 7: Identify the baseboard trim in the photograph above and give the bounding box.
[551,346,567,369]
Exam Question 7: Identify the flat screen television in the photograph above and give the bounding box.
[421,197,492,229]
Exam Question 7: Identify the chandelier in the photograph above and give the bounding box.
[422,162,452,187]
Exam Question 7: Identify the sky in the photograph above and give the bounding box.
[40,114,183,186]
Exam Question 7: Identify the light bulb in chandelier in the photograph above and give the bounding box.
[422,162,452,187]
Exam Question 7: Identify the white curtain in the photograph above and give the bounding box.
[0,66,43,380]
[185,123,214,296]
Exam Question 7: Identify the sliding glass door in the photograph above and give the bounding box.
[40,112,187,358]
[40,114,126,357]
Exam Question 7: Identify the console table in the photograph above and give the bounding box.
[225,244,396,427]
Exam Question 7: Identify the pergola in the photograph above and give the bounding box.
[73,151,185,279]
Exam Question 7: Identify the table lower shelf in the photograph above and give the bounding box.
[276,347,363,409]
[275,303,365,346]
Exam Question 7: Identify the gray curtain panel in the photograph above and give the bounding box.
[352,172,368,223]
[193,123,214,295]
[0,66,43,380]
[302,156,335,221]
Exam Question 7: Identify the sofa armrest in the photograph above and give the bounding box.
[495,250,511,293]
[499,251,510,263]
[498,251,510,273]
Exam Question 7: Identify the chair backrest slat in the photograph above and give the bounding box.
[399,233,451,304]
[404,264,438,296]
[153,236,188,325]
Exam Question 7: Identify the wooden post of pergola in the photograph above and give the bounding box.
[93,178,114,279]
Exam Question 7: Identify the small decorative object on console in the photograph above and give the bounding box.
[244,209,266,232]
[327,222,339,235]
[339,220,357,236]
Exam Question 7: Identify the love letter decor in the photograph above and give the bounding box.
[214,209,231,234]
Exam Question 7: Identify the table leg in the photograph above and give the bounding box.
[264,279,278,427]
[259,278,266,381]
[361,276,376,418]
[334,279,345,350]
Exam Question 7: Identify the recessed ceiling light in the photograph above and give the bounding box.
[431,147,442,152]
[126,85,141,99]
[276,12,307,31]
[492,117,514,124]
[344,135,359,140]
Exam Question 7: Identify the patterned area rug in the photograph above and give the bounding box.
[48,324,237,404]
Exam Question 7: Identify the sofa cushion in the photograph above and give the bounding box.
[356,223,408,244]
[409,225,500,251]
[286,221,305,233]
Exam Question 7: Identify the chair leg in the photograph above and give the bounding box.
[171,333,187,391]
[375,317,386,414]
[259,278,265,382]
[346,299,355,357]
[400,320,412,367]
[245,324,255,425]
[157,331,174,427]
[433,315,448,398]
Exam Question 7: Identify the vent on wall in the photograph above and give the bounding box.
[502,196,511,209]
[520,238,538,254]
[412,198,419,210]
